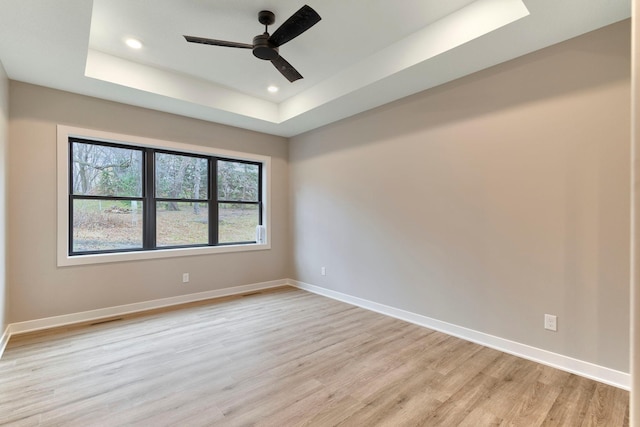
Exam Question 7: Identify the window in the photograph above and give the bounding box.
[217,160,262,244]
[70,141,145,253]
[58,126,270,266]
[154,151,210,248]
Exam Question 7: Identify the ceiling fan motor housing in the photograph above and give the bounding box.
[253,34,279,60]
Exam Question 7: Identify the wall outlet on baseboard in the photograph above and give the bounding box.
[544,314,557,331]
[321,267,326,276]
[182,273,190,283]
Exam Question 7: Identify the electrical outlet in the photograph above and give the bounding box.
[321,267,326,276]
[544,314,557,331]
[182,273,189,283]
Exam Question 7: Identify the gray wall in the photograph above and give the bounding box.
[7,82,289,322]
[290,21,631,372]
[0,60,7,334]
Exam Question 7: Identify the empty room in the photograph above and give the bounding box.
[1,0,639,425]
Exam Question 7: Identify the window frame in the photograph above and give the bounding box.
[216,158,263,246]
[151,149,211,249]
[57,125,271,267]
[69,139,147,254]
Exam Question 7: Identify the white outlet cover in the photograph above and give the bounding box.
[544,314,557,331]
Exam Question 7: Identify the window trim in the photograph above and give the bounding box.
[57,125,271,267]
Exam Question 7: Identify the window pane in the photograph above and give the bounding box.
[217,161,259,202]
[155,153,208,200]
[72,199,143,252]
[156,202,208,246]
[71,142,142,197]
[218,203,259,243]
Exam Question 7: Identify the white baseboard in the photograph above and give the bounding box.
[5,279,288,339]
[288,279,630,391]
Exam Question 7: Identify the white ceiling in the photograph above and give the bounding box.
[0,0,631,137]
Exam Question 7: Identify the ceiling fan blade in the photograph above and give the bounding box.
[271,55,303,82]
[268,5,321,47]
[183,35,252,49]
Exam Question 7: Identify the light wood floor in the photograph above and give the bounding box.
[0,287,629,426]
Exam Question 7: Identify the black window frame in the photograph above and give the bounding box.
[216,158,264,246]
[68,137,263,256]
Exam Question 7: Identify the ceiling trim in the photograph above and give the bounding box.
[85,0,528,130]
[85,49,279,122]
[279,0,529,123]
[1,0,628,137]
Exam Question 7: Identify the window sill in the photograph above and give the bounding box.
[57,242,271,267]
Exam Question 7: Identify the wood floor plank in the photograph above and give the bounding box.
[0,287,629,426]
[580,383,630,426]
[300,395,365,427]
[337,366,443,426]
[499,380,561,426]
[541,374,599,426]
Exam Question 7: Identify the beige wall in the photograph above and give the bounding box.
[7,82,289,322]
[290,21,631,372]
[0,60,7,334]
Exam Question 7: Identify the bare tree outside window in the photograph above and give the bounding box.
[71,142,143,252]
[217,160,260,244]
[155,153,209,247]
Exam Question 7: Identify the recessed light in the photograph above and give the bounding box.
[125,38,143,49]
[267,85,279,93]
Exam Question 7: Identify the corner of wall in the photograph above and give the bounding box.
[0,59,9,339]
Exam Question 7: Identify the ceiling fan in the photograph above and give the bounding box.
[184,5,321,83]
